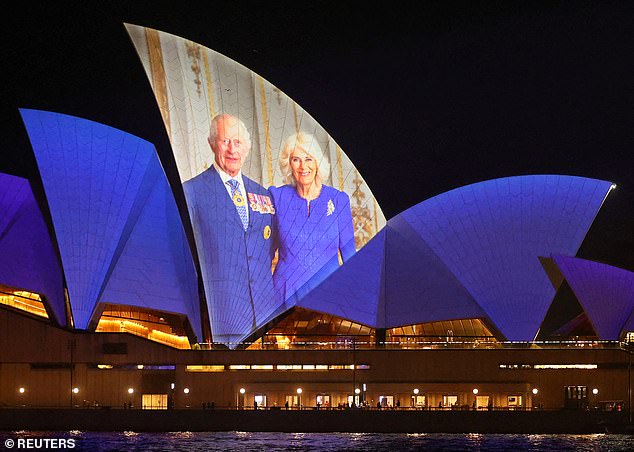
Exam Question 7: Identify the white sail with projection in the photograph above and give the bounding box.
[125,24,385,345]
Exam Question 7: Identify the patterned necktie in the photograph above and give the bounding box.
[227,179,248,231]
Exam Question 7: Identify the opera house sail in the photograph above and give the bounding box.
[124,24,386,345]
[19,109,201,345]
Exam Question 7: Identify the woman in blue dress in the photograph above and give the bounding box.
[270,132,356,306]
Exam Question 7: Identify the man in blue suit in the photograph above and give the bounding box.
[183,114,278,346]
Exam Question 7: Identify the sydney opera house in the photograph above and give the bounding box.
[1,24,633,415]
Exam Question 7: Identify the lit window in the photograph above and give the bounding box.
[186,365,225,372]
[500,363,597,370]
[277,365,302,370]
[0,287,48,319]
[534,364,597,370]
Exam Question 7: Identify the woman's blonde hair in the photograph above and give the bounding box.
[278,132,330,185]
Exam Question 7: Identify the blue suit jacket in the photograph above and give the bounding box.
[183,167,278,345]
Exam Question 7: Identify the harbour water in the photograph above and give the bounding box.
[2,431,634,451]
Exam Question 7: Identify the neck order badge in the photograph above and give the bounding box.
[227,179,248,230]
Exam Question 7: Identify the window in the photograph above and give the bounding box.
[316,394,330,407]
[254,394,267,408]
[564,386,588,409]
[413,395,426,408]
[442,395,458,408]
[142,394,168,410]
[186,365,224,372]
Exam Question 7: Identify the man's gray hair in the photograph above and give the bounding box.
[209,113,252,150]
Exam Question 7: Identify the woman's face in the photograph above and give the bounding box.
[290,147,317,187]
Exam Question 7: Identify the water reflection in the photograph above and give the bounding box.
[0,431,632,451]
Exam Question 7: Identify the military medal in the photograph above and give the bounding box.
[232,191,246,207]
[263,225,271,240]
[247,193,275,214]
[263,195,275,214]
[248,193,261,212]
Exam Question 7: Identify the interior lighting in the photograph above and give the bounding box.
[534,364,597,370]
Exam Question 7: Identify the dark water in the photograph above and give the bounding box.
[2,431,634,451]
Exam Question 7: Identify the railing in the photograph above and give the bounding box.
[2,404,625,413]
[196,339,631,351]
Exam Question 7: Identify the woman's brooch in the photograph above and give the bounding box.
[327,199,335,216]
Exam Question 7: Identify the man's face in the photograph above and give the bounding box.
[209,117,249,177]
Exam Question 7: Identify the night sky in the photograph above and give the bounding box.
[2,1,633,269]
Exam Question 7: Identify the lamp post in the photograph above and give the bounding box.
[532,388,539,410]
[18,387,26,407]
[184,388,190,408]
[297,387,303,410]
[413,388,420,409]
[238,387,245,410]
[71,387,79,408]
[472,388,479,410]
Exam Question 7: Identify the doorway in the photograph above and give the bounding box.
[254,394,266,409]
[379,395,394,408]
